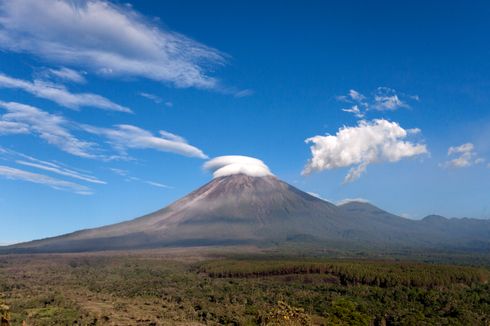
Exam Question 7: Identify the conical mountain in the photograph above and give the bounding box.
[3,155,490,253]
[7,174,345,252]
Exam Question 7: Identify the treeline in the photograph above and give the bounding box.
[3,254,490,325]
[198,259,489,288]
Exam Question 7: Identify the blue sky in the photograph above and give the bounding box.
[1,0,490,244]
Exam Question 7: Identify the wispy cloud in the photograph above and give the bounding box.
[0,0,226,89]
[0,72,131,112]
[303,119,428,183]
[109,168,128,176]
[0,101,95,157]
[16,160,105,184]
[338,87,417,118]
[372,87,410,111]
[83,124,208,159]
[441,143,484,168]
[144,180,171,188]
[138,92,173,107]
[109,168,171,189]
[44,67,86,84]
[0,145,104,186]
[130,177,171,189]
[0,101,206,160]
[341,105,365,118]
[233,89,254,98]
[0,165,92,195]
[139,92,162,104]
[0,120,30,134]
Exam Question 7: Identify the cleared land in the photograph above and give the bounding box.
[1,247,489,325]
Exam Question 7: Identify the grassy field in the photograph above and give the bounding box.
[0,247,489,325]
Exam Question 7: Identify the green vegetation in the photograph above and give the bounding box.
[0,251,489,325]
[198,259,488,287]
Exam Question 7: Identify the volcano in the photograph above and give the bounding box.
[5,174,490,253]
[6,174,343,252]
[4,156,490,253]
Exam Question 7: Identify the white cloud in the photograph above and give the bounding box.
[82,124,207,159]
[46,67,86,83]
[139,92,174,108]
[109,168,128,176]
[16,160,105,184]
[0,148,104,191]
[143,180,171,189]
[139,92,162,104]
[130,177,171,189]
[0,101,95,157]
[303,119,428,183]
[338,87,415,118]
[442,143,484,168]
[372,87,409,111]
[336,89,366,103]
[0,120,29,134]
[109,169,171,189]
[475,158,485,164]
[344,162,369,183]
[0,147,103,184]
[158,130,186,143]
[341,105,365,118]
[0,73,130,112]
[0,0,225,89]
[348,89,366,102]
[204,155,273,178]
[234,89,254,98]
[336,198,370,206]
[0,165,92,194]
[0,101,206,161]
[448,143,473,156]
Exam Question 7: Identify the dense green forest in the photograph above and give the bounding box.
[0,251,489,325]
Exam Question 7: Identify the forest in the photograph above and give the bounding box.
[0,249,489,325]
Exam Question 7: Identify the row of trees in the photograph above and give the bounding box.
[199,259,489,288]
